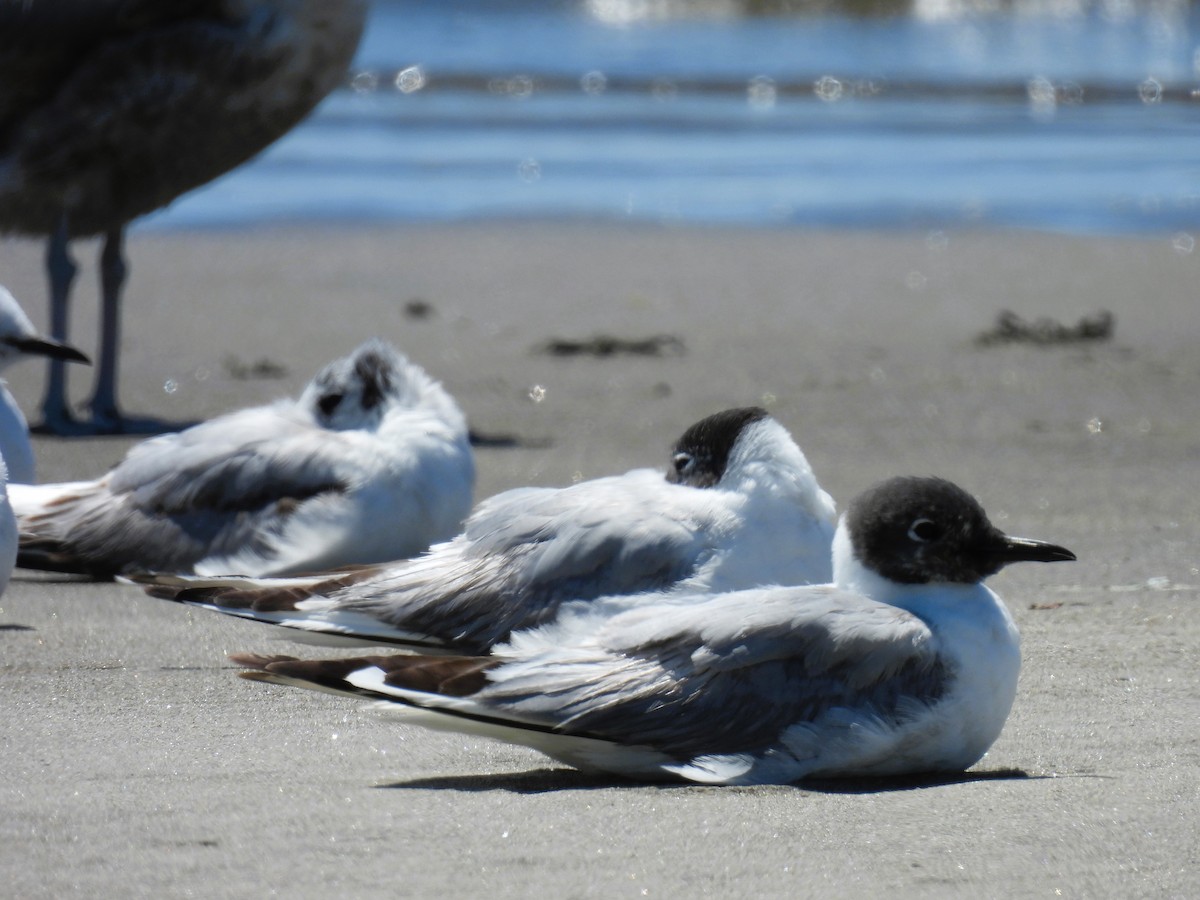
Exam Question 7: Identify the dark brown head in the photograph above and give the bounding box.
[846,476,1076,585]
[666,407,770,488]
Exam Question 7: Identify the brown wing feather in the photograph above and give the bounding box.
[233,652,498,698]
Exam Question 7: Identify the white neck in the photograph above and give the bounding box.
[834,517,901,599]
[389,361,469,439]
[722,419,837,526]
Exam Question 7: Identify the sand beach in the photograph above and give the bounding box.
[1,224,1197,897]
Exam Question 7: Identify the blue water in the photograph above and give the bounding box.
[148,0,1200,234]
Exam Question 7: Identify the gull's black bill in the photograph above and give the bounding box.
[994,534,1077,565]
[5,335,90,364]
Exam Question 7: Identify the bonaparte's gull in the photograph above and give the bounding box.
[139,407,837,651]
[0,1,367,433]
[12,339,473,577]
[0,286,89,483]
[234,476,1075,784]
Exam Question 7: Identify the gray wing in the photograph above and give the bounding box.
[111,405,346,514]
[162,470,723,650]
[333,471,712,651]
[19,405,350,574]
[461,473,707,588]
[482,587,948,758]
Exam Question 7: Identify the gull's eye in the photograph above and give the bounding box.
[673,452,694,477]
[317,392,344,417]
[908,518,942,543]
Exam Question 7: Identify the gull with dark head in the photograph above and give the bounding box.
[235,476,1075,784]
[12,339,473,577]
[139,407,837,652]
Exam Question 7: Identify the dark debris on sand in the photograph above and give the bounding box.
[222,355,290,380]
[975,310,1114,347]
[403,298,435,320]
[535,334,686,358]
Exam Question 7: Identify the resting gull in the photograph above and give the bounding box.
[138,407,838,651]
[12,339,473,577]
[235,476,1075,784]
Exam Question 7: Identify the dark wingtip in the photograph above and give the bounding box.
[228,652,302,670]
[142,585,184,601]
[231,652,498,698]
[16,543,114,578]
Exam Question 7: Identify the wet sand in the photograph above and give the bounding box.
[1,225,1197,898]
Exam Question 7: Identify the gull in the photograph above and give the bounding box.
[138,407,838,652]
[234,476,1076,785]
[12,339,473,578]
[0,285,90,483]
[0,0,368,433]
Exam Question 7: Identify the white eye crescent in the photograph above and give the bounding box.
[908,518,942,542]
[673,452,694,476]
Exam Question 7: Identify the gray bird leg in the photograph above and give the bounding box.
[38,216,79,430]
[88,226,126,428]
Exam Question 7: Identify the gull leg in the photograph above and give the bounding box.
[37,217,79,431]
[85,227,177,435]
[88,226,126,429]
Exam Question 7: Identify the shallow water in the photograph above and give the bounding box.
[147,0,1200,234]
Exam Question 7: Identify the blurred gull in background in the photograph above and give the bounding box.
[0,0,367,433]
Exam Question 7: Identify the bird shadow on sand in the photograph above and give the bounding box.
[12,571,113,585]
[797,768,1033,794]
[377,768,630,794]
[31,414,201,438]
[377,766,1054,795]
